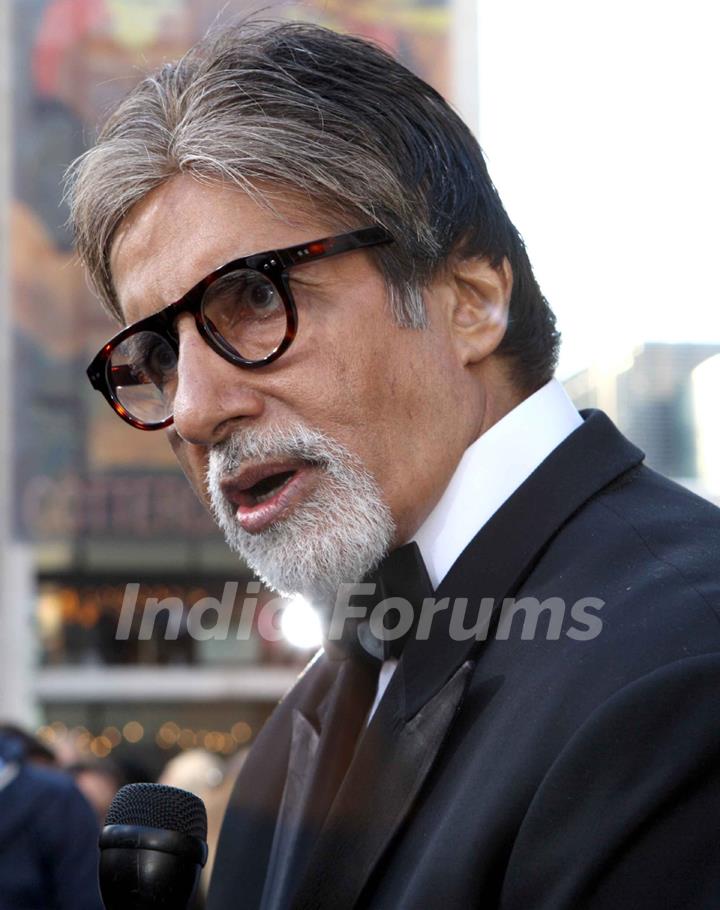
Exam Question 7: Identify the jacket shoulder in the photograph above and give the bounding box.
[590,463,720,615]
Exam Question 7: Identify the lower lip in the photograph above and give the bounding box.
[233,467,317,533]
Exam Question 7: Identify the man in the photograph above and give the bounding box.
[67,21,720,909]
[0,727,104,909]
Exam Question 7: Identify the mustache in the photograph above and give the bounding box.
[205,423,360,488]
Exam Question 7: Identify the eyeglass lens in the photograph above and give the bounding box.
[108,331,177,424]
[201,269,287,361]
[106,269,288,424]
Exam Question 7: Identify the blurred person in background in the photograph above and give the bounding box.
[160,748,248,903]
[0,725,103,910]
[67,19,720,910]
[66,758,126,825]
[0,725,56,768]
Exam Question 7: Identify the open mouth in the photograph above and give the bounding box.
[240,470,297,506]
[220,461,320,534]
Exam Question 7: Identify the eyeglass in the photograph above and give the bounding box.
[86,226,394,430]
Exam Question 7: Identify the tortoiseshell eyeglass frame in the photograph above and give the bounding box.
[86,225,394,430]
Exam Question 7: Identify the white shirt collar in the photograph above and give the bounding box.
[411,378,582,589]
[368,378,582,723]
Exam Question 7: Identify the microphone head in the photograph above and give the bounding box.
[100,783,208,910]
[105,783,208,840]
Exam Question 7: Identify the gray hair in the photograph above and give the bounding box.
[66,19,560,390]
[65,21,439,327]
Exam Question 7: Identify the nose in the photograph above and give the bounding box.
[170,314,265,446]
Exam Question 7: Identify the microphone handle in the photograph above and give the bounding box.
[99,847,203,910]
[99,824,207,910]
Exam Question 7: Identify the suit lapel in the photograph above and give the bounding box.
[208,652,340,910]
[291,658,475,910]
[262,656,378,910]
[259,708,320,910]
[400,409,644,719]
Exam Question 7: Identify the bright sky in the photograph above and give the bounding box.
[476,0,720,378]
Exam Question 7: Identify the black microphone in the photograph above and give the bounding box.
[99,782,208,910]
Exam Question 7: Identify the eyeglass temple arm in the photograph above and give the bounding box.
[275,226,393,269]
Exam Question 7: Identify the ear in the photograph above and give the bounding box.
[448,256,512,366]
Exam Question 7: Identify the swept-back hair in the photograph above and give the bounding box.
[66,20,559,391]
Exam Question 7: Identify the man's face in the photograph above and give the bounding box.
[111,175,475,601]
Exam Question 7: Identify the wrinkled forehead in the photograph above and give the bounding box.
[109,174,340,325]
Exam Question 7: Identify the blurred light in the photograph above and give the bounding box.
[37,593,64,639]
[37,725,56,743]
[155,732,173,750]
[91,736,112,758]
[79,603,99,629]
[220,734,235,755]
[231,721,252,745]
[122,721,144,744]
[158,721,181,746]
[280,596,323,650]
[203,732,224,753]
[102,726,122,747]
[177,728,196,750]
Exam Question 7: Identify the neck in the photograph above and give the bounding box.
[393,372,527,549]
[472,361,528,441]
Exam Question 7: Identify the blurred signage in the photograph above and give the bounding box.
[11,0,450,547]
[21,471,218,539]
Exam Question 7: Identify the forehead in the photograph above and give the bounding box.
[110,174,338,325]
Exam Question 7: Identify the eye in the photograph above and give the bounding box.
[127,333,178,388]
[200,268,289,362]
[145,341,177,384]
[202,269,283,332]
[245,277,278,313]
[231,272,281,320]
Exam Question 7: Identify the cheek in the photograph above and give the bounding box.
[364,335,465,491]
[335,331,444,455]
[369,331,450,420]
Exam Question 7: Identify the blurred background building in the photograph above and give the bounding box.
[566,343,720,500]
[0,0,718,801]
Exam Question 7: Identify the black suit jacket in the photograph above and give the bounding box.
[208,411,720,909]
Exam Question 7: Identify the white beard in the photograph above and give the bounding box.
[205,423,395,608]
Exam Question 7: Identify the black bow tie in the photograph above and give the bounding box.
[331,542,434,664]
